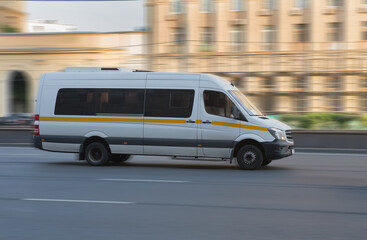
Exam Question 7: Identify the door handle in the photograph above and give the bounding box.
[186,119,195,123]
[202,120,212,124]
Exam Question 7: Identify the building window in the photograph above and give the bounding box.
[326,76,342,90]
[362,77,367,89]
[200,27,215,45]
[170,0,184,13]
[361,22,367,40]
[200,0,214,13]
[230,26,245,51]
[231,0,245,11]
[294,24,309,42]
[296,95,308,112]
[171,27,185,45]
[328,94,341,112]
[296,76,308,90]
[263,0,277,10]
[362,96,367,112]
[327,22,343,41]
[294,0,308,8]
[261,25,277,51]
[327,0,343,7]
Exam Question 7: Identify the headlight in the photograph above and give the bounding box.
[268,128,286,141]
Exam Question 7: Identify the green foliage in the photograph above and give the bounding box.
[276,113,363,130]
[0,25,19,33]
[361,115,367,127]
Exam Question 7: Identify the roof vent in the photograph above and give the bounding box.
[64,67,133,72]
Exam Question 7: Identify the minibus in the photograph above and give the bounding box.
[34,67,294,170]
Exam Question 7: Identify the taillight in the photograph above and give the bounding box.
[34,114,39,135]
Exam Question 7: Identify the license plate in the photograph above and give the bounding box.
[291,148,295,155]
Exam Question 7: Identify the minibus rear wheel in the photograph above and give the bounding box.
[85,142,110,166]
[237,145,263,170]
[110,154,131,164]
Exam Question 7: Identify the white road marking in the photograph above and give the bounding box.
[296,152,367,157]
[1,154,42,156]
[99,178,188,183]
[22,198,134,205]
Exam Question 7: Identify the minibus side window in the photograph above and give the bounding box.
[96,89,144,115]
[55,89,95,115]
[145,89,194,118]
[203,90,240,119]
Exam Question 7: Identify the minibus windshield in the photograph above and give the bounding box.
[229,90,263,116]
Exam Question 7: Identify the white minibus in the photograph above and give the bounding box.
[34,67,294,170]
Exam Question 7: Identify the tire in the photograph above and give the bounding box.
[85,142,110,166]
[237,145,264,170]
[261,159,272,166]
[110,154,131,164]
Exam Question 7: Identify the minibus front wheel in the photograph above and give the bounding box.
[85,142,110,166]
[237,145,263,170]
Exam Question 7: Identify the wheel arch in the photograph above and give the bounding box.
[79,136,111,160]
[232,135,267,161]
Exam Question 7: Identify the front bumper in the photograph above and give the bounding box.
[261,140,294,160]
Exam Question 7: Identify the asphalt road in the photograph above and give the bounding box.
[0,147,366,240]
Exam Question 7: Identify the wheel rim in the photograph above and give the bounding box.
[243,151,256,165]
[89,148,102,162]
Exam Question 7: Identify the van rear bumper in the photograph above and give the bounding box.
[33,135,43,149]
[261,140,294,160]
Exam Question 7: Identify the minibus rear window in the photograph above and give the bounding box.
[55,88,145,116]
[145,89,194,118]
[55,89,96,115]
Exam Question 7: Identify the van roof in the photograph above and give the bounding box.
[42,70,236,90]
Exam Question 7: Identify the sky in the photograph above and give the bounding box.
[27,0,145,32]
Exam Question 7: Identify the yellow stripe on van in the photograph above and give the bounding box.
[240,124,268,131]
[212,121,268,131]
[144,119,186,124]
[39,117,267,131]
[40,117,144,123]
[39,117,185,124]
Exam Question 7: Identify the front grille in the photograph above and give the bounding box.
[285,130,293,142]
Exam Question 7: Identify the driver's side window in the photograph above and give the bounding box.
[203,90,240,119]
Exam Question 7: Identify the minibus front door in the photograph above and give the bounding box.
[199,89,240,158]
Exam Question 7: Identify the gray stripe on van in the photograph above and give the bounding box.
[107,137,143,145]
[40,136,85,144]
[40,136,234,149]
[144,138,197,147]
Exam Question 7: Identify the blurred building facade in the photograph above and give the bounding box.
[27,20,78,33]
[0,1,146,117]
[0,1,26,32]
[146,0,367,114]
[0,31,145,116]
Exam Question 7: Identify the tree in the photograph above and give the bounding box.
[0,25,19,33]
